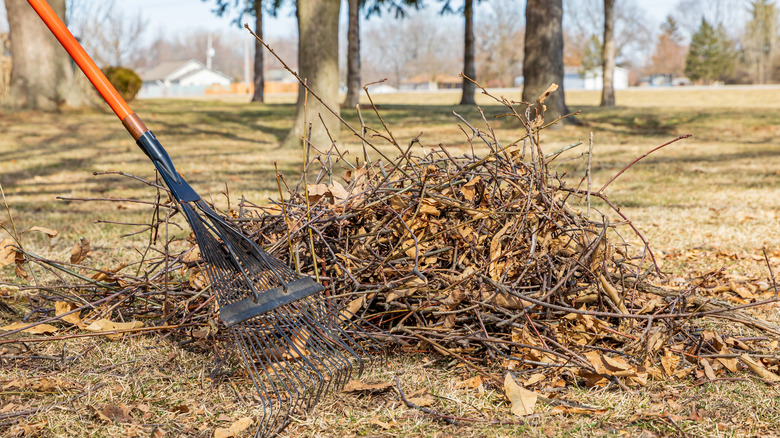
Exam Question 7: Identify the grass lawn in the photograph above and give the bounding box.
[1,86,779,437]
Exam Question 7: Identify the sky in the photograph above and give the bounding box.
[109,0,684,40]
[0,0,684,41]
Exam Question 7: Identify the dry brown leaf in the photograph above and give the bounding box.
[101,403,132,423]
[601,355,632,373]
[461,176,481,201]
[408,395,435,407]
[328,182,349,200]
[55,301,82,326]
[369,418,396,430]
[0,238,17,268]
[70,237,90,264]
[84,318,143,339]
[702,359,717,380]
[661,350,680,376]
[740,354,780,382]
[340,296,363,320]
[27,226,59,238]
[717,352,739,373]
[504,373,537,417]
[457,375,485,390]
[0,321,58,335]
[342,379,393,393]
[524,373,546,386]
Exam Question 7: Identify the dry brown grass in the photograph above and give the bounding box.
[1,86,779,437]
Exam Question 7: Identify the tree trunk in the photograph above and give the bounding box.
[522,0,568,123]
[282,0,341,149]
[5,0,84,110]
[342,0,360,108]
[252,0,265,103]
[459,0,476,105]
[600,0,616,106]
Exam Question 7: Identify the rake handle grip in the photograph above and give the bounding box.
[27,0,148,140]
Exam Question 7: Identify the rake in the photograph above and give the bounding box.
[29,1,382,435]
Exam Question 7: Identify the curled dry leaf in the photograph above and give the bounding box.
[55,301,82,326]
[740,354,780,382]
[0,238,18,268]
[504,373,537,417]
[339,296,363,321]
[70,237,90,264]
[84,318,143,339]
[26,226,59,238]
[369,418,396,430]
[342,379,393,393]
[214,417,253,438]
[0,321,58,334]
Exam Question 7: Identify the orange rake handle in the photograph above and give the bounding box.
[28,0,148,140]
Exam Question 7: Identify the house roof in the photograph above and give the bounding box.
[177,67,232,82]
[137,60,199,82]
[137,59,230,83]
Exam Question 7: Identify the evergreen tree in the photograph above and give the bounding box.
[685,18,735,83]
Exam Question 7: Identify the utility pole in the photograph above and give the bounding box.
[206,33,215,70]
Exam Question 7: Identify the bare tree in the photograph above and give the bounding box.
[5,0,92,110]
[460,0,476,104]
[67,0,146,68]
[362,11,461,88]
[669,0,745,41]
[565,0,654,68]
[475,0,523,87]
[522,0,569,121]
[282,0,341,149]
[343,0,361,108]
[600,0,616,106]
[251,0,264,102]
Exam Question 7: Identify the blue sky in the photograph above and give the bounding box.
[111,0,683,39]
[0,0,682,40]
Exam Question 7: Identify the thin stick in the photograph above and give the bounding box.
[599,135,691,193]
[587,131,593,217]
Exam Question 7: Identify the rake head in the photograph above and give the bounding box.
[178,199,383,437]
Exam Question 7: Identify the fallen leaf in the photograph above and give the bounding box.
[0,238,17,267]
[84,318,143,339]
[55,301,82,326]
[504,373,537,417]
[740,354,780,382]
[102,403,132,423]
[0,321,58,335]
[70,237,90,264]
[702,359,717,380]
[342,379,393,393]
[661,350,680,376]
[457,375,485,389]
[369,418,396,429]
[340,296,363,320]
[408,395,435,407]
[27,226,59,238]
[169,404,190,414]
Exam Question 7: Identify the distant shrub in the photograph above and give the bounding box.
[102,66,142,101]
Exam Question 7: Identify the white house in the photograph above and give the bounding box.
[137,59,232,98]
[563,66,630,90]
